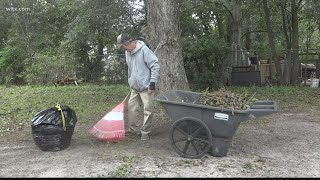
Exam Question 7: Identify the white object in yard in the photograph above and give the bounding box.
[310,78,319,88]
[214,113,229,121]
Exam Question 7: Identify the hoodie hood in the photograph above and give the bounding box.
[130,40,145,55]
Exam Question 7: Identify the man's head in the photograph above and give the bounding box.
[117,33,135,51]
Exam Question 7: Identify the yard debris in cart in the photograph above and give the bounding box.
[199,88,258,112]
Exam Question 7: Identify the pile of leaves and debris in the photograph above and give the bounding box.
[199,88,257,112]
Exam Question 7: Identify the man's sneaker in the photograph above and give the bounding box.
[125,130,141,136]
[140,131,149,141]
[125,131,133,136]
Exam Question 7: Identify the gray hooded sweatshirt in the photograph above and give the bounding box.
[125,40,160,92]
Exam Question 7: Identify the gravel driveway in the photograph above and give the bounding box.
[1,110,320,178]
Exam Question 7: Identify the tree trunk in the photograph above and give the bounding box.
[216,14,224,40]
[93,34,104,81]
[263,0,283,85]
[317,54,320,79]
[290,0,300,84]
[284,50,292,85]
[230,0,242,66]
[225,0,242,85]
[244,28,251,51]
[280,1,291,84]
[144,0,189,93]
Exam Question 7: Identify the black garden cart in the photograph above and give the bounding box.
[155,90,277,159]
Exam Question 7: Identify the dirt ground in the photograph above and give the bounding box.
[1,109,320,178]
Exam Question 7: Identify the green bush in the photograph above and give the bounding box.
[182,34,230,90]
[0,45,26,84]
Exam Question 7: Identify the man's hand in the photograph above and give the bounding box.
[148,82,155,95]
[148,88,154,95]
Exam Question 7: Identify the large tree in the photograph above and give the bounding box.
[290,0,302,84]
[263,0,283,85]
[144,0,189,93]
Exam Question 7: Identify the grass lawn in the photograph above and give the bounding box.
[0,84,130,135]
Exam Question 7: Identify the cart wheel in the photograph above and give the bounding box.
[170,117,212,159]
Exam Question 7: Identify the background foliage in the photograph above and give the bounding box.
[0,0,320,89]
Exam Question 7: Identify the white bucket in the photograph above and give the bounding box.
[310,78,319,88]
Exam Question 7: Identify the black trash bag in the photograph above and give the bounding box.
[31,104,77,151]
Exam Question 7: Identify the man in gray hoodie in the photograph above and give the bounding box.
[117,33,160,141]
